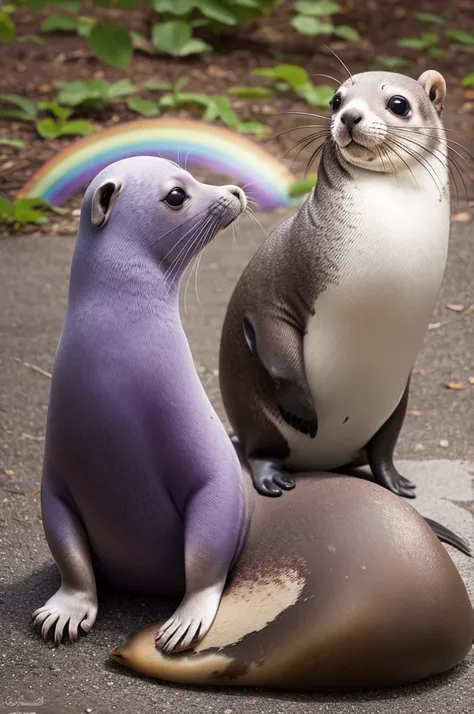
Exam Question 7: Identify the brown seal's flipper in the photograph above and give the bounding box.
[32,478,98,644]
[366,378,416,498]
[110,473,473,691]
[423,518,472,557]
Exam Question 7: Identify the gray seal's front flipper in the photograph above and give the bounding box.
[242,312,317,497]
[366,378,416,498]
[32,478,98,644]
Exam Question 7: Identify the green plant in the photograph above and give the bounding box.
[445,30,474,45]
[228,86,273,99]
[0,94,95,139]
[0,3,15,42]
[461,73,474,87]
[415,12,445,25]
[0,138,25,149]
[291,0,360,42]
[0,94,37,121]
[397,32,444,57]
[377,56,410,69]
[127,96,160,117]
[252,64,333,108]
[55,79,136,109]
[0,196,50,229]
[35,102,95,139]
[288,175,317,198]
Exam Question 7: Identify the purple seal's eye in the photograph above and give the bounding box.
[165,187,187,208]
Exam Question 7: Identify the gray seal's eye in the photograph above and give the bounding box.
[165,187,187,208]
[388,96,410,116]
[330,93,342,111]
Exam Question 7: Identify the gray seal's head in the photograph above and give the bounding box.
[328,70,446,173]
[74,156,246,294]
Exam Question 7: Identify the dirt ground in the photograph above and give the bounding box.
[1,0,473,236]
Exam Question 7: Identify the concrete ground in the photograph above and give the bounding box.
[0,211,473,714]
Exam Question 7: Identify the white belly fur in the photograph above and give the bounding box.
[283,173,450,471]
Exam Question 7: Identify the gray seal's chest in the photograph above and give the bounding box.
[284,173,450,470]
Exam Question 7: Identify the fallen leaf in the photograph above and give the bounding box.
[30,487,40,497]
[469,376,474,385]
[451,211,471,223]
[446,303,465,312]
[393,7,407,18]
[407,409,422,416]
[445,381,464,390]
[463,88,474,101]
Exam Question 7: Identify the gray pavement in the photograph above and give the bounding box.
[0,212,473,713]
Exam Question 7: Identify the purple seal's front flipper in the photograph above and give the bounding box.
[155,474,243,654]
[32,478,98,645]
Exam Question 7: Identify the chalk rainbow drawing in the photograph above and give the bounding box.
[17,118,297,211]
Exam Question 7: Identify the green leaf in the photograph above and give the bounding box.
[77,16,96,38]
[41,14,78,32]
[398,33,438,49]
[253,63,308,90]
[107,78,136,98]
[176,38,212,55]
[229,86,273,98]
[152,20,191,56]
[428,47,445,57]
[37,100,72,120]
[17,34,44,44]
[294,0,340,16]
[49,0,81,10]
[461,73,474,87]
[144,80,173,91]
[288,175,317,198]
[377,55,410,69]
[21,0,48,10]
[127,96,160,116]
[445,30,474,45]
[151,0,193,14]
[415,12,445,25]
[36,118,62,139]
[291,15,334,35]
[236,121,266,136]
[58,120,96,135]
[0,138,25,149]
[0,12,15,42]
[334,25,360,42]
[0,94,37,119]
[12,199,49,225]
[195,0,238,25]
[211,96,238,126]
[0,195,13,219]
[55,80,103,106]
[88,21,133,69]
[298,83,334,107]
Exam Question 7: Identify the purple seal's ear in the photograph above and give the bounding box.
[91,179,122,229]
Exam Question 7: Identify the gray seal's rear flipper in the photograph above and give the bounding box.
[242,312,316,497]
[242,314,317,438]
[366,378,416,498]
[32,478,98,645]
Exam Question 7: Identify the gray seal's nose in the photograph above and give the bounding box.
[225,185,247,211]
[340,109,362,134]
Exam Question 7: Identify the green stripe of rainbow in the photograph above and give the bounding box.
[17,118,296,211]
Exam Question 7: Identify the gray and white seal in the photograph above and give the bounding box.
[33,156,247,652]
[219,70,454,512]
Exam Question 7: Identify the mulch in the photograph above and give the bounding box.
[1,0,473,235]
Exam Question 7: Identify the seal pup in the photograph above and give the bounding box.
[110,444,473,692]
[32,156,247,652]
[219,70,452,503]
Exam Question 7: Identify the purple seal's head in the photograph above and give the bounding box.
[77,156,246,284]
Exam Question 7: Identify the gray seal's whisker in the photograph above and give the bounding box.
[321,43,355,85]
